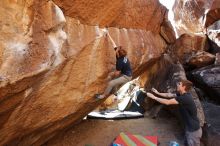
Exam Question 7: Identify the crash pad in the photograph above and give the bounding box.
[113,132,157,146]
[87,110,143,120]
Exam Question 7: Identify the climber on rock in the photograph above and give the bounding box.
[146,79,202,146]
[96,45,132,100]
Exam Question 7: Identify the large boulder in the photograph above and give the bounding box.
[208,37,220,54]
[202,102,220,146]
[0,0,168,145]
[160,11,176,44]
[172,0,220,36]
[189,65,220,104]
[204,2,220,28]
[187,51,215,68]
[139,54,205,127]
[54,0,166,32]
[168,34,209,64]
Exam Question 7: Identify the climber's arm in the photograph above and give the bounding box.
[147,92,179,105]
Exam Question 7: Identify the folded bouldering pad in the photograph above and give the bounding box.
[113,132,157,146]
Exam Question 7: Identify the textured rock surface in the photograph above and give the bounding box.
[54,0,166,32]
[168,34,209,64]
[160,11,176,44]
[172,0,220,36]
[189,65,220,104]
[2,0,219,145]
[208,36,220,54]
[204,1,220,28]
[0,0,167,145]
[66,17,167,76]
[187,51,215,68]
[207,21,220,52]
[0,1,68,145]
[140,55,205,127]
[202,102,220,146]
[216,53,220,65]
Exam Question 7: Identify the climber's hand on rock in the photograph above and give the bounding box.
[151,88,159,94]
[104,32,108,37]
[102,29,109,37]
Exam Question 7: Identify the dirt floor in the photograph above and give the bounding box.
[45,112,184,146]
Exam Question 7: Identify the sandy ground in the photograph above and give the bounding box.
[45,112,184,146]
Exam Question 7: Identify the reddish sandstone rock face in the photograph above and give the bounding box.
[0,0,213,145]
[187,51,215,68]
[160,11,176,44]
[0,0,167,145]
[172,0,220,36]
[205,1,220,28]
[66,17,166,75]
[0,1,68,145]
[54,0,166,32]
[168,34,209,64]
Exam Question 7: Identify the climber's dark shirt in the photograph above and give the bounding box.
[116,57,132,77]
[175,93,200,132]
